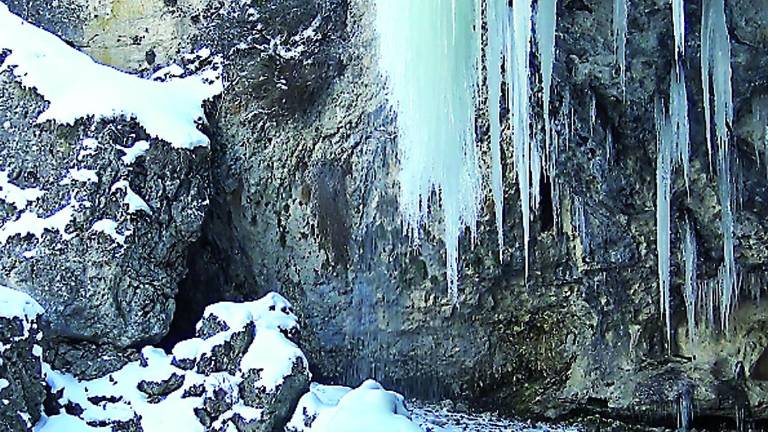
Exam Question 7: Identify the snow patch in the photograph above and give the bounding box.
[110,180,151,215]
[0,285,43,322]
[0,199,77,244]
[0,169,45,210]
[90,219,128,245]
[118,141,150,166]
[59,168,99,185]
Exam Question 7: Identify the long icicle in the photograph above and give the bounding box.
[655,97,674,347]
[683,217,698,346]
[612,0,628,96]
[702,0,736,331]
[508,0,534,277]
[536,0,558,186]
[487,0,506,256]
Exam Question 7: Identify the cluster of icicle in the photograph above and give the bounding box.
[656,0,736,347]
[376,0,559,301]
[376,0,738,342]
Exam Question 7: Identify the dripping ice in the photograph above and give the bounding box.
[376,0,482,300]
[701,0,736,330]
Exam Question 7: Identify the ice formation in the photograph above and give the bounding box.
[655,98,674,345]
[508,0,535,276]
[612,0,628,95]
[376,0,482,300]
[701,0,736,330]
[683,217,697,345]
[672,0,685,60]
[537,0,558,177]
[487,0,507,254]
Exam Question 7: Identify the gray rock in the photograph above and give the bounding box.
[137,372,186,398]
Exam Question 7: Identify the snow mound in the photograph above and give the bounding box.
[0,2,222,150]
[287,380,421,432]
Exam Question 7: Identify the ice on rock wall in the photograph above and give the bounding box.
[655,98,674,345]
[508,0,535,276]
[701,0,736,330]
[672,0,685,60]
[536,0,558,177]
[487,0,507,254]
[683,217,697,345]
[612,0,628,95]
[376,0,482,299]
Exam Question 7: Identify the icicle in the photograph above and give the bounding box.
[508,0,535,277]
[701,0,736,331]
[612,0,628,95]
[672,0,685,61]
[655,98,674,346]
[487,0,506,256]
[536,0,558,171]
[589,92,596,137]
[376,0,482,301]
[606,129,613,163]
[683,217,697,346]
[670,67,690,191]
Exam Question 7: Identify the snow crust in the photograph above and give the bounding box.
[287,380,421,432]
[0,2,222,150]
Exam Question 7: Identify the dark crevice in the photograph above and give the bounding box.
[539,174,555,233]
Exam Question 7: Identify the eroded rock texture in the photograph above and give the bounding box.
[5,0,768,428]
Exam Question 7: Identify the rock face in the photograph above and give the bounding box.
[0,5,212,351]
[0,286,44,431]
[6,0,768,429]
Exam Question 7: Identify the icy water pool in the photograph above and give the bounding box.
[410,401,582,432]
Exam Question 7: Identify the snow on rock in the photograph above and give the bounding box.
[118,140,150,165]
[110,180,151,215]
[59,168,99,185]
[287,380,421,432]
[0,2,222,150]
[0,285,43,322]
[90,219,129,245]
[0,169,45,210]
[0,198,77,244]
[0,285,45,430]
[34,292,310,432]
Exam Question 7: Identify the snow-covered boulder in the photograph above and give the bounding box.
[286,380,421,432]
[0,2,220,351]
[0,285,44,431]
[35,292,309,432]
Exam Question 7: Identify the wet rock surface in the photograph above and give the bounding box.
[4,0,768,429]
